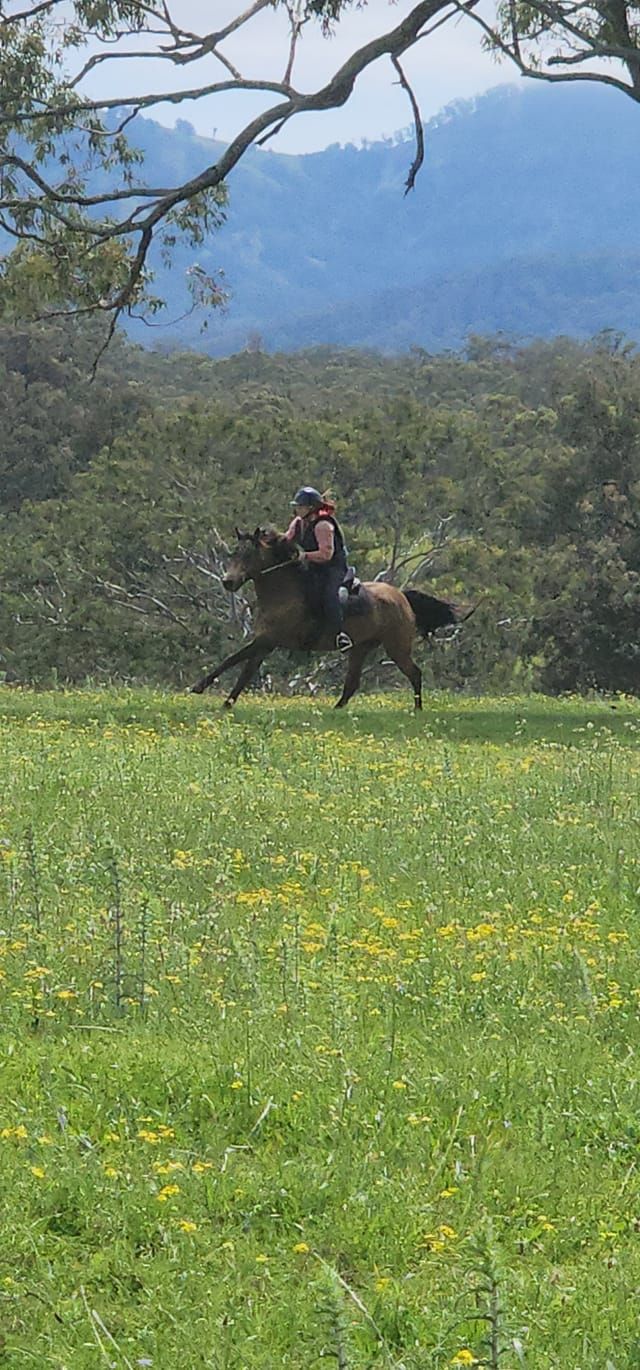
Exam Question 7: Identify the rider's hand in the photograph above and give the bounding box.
[296,550,308,566]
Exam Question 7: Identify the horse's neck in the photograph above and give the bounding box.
[253,564,304,608]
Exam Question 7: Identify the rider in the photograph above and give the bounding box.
[285,486,353,653]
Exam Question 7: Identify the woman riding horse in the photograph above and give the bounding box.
[284,486,352,654]
[191,525,467,710]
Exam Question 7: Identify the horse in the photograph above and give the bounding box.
[191,526,466,710]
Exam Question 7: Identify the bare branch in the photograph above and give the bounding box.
[391,54,425,195]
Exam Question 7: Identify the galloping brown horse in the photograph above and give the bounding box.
[191,526,463,710]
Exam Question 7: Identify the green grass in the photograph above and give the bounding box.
[0,687,639,1369]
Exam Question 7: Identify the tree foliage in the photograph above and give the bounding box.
[0,321,638,695]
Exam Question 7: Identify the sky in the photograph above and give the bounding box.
[80,0,523,154]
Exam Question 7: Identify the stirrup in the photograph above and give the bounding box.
[336,632,353,654]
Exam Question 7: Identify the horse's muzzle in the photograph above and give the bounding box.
[222,576,237,592]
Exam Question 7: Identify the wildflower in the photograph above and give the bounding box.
[192,1161,213,1173]
[392,1080,408,1090]
[156,1184,180,1202]
[451,1352,477,1366]
[176,1219,198,1233]
[30,1166,46,1179]
[56,989,77,1001]
[255,1253,269,1263]
[292,1242,310,1254]
[470,971,487,983]
[230,1080,243,1090]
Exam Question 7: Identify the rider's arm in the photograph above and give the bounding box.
[284,516,302,541]
[304,521,334,564]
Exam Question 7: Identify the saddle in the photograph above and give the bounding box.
[339,566,361,602]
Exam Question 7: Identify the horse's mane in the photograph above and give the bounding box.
[260,526,299,565]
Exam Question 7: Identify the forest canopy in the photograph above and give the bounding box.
[0,320,638,695]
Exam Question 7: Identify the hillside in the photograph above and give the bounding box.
[112,81,640,353]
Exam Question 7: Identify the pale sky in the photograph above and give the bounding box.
[80,1,523,153]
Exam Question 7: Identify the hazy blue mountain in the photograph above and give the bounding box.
[21,81,640,352]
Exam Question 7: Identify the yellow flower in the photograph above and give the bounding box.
[392,1080,408,1090]
[30,1165,46,1179]
[230,1080,243,1090]
[255,1253,269,1263]
[56,989,77,1001]
[470,971,487,983]
[451,1352,477,1366]
[177,1219,198,1233]
[292,1242,309,1254]
[192,1160,213,1173]
[1,1125,27,1141]
[156,1184,180,1202]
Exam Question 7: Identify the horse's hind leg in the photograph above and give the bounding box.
[335,643,371,709]
[384,646,422,711]
[191,638,270,694]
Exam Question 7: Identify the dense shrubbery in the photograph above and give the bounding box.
[0,321,638,693]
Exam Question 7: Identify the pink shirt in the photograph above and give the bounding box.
[285,515,334,564]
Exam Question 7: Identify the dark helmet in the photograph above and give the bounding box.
[291,485,323,508]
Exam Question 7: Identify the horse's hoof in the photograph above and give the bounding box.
[222,698,235,710]
[191,682,204,695]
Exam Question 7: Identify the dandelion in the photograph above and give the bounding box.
[292,1242,309,1254]
[30,1165,46,1179]
[230,1080,243,1090]
[451,1352,477,1366]
[176,1219,198,1233]
[156,1184,180,1202]
[56,989,77,1001]
[392,1079,408,1090]
[255,1253,269,1263]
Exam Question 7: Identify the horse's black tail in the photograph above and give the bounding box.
[403,588,482,638]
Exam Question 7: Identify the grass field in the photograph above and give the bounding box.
[0,687,639,1369]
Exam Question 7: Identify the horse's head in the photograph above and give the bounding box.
[222,526,292,591]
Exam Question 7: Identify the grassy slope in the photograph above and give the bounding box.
[0,689,638,1368]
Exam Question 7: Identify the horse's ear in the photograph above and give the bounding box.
[235,526,249,541]
[253,526,262,544]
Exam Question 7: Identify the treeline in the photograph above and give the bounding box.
[0,321,638,694]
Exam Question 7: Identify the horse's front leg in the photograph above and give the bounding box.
[190,637,271,694]
[223,647,271,709]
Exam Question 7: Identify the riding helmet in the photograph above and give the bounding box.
[291,486,323,508]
